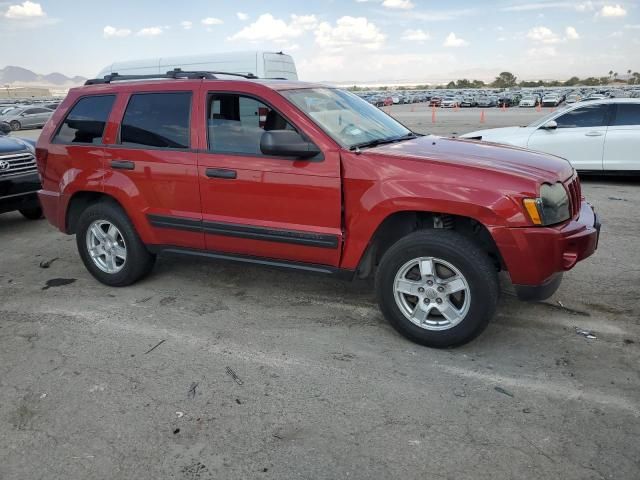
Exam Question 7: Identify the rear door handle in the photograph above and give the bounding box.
[206,168,237,179]
[585,131,604,137]
[111,160,135,170]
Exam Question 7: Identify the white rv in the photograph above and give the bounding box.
[96,51,298,80]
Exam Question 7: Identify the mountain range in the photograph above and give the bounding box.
[0,66,86,86]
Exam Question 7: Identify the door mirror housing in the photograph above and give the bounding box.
[260,130,321,159]
[541,120,557,130]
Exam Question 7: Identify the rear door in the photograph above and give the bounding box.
[195,85,343,267]
[527,103,611,171]
[603,103,640,172]
[103,88,204,250]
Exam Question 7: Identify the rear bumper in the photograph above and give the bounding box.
[37,189,65,231]
[0,172,41,214]
[492,201,600,298]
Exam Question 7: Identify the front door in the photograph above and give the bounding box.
[195,87,343,267]
[527,103,611,171]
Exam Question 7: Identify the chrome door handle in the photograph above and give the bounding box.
[585,131,604,137]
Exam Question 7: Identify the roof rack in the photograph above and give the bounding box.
[84,68,258,85]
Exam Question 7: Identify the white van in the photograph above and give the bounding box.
[96,51,298,80]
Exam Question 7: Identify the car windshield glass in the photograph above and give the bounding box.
[527,104,572,127]
[281,87,412,148]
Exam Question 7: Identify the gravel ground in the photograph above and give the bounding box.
[2,108,639,480]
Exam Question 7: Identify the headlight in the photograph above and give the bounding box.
[523,183,571,226]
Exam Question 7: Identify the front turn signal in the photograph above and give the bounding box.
[523,198,543,225]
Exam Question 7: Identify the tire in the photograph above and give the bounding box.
[75,201,156,287]
[19,207,43,220]
[375,230,499,348]
[9,121,20,131]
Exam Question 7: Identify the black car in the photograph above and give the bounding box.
[0,122,43,219]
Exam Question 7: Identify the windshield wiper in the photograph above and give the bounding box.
[349,132,417,152]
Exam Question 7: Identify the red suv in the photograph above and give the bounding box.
[35,70,600,347]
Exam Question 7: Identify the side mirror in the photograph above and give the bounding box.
[260,130,321,159]
[0,122,11,135]
[541,120,557,130]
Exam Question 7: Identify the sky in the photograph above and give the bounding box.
[0,0,638,84]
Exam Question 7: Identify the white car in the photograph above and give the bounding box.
[441,96,461,108]
[460,99,640,172]
[519,96,538,108]
[542,94,561,107]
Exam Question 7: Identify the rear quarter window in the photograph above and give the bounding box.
[54,95,116,144]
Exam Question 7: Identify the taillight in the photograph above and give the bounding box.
[35,147,48,179]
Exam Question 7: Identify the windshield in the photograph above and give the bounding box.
[281,88,412,148]
[527,104,572,127]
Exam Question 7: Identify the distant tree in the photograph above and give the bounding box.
[582,77,600,86]
[599,76,610,85]
[491,71,517,88]
[519,79,544,87]
[614,72,619,81]
[564,76,580,86]
[471,79,486,88]
[446,80,456,89]
[608,70,614,78]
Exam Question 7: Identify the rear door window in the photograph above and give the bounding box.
[54,95,116,144]
[120,92,191,149]
[612,104,640,126]
[555,104,609,128]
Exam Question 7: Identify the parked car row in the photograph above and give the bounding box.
[356,86,640,110]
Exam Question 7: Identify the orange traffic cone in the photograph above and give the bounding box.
[480,110,486,123]
[431,106,437,124]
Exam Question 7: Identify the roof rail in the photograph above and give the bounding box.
[84,68,258,85]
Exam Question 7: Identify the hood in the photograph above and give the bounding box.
[0,134,33,154]
[363,135,573,182]
[460,126,532,142]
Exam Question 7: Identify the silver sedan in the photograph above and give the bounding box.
[0,106,53,131]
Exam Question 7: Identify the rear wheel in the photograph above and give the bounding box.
[9,121,20,131]
[376,230,499,348]
[19,207,43,220]
[76,202,155,286]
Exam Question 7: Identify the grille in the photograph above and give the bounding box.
[565,175,582,218]
[0,151,37,177]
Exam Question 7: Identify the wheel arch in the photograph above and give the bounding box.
[354,210,504,279]
[66,191,126,234]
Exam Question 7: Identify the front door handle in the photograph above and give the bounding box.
[111,160,135,170]
[585,131,604,137]
[206,168,237,179]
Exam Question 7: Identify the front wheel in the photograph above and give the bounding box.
[376,230,499,348]
[9,121,20,131]
[76,202,156,286]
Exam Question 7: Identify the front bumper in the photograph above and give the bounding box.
[491,201,600,300]
[0,171,41,214]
